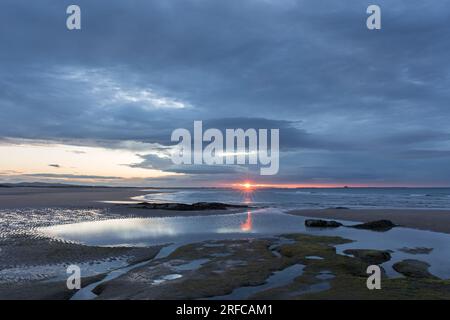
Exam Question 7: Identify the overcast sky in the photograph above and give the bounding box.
[1,0,450,187]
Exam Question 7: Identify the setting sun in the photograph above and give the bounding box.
[236,181,256,191]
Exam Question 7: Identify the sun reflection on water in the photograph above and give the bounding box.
[240,211,252,232]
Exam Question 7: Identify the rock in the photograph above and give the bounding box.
[343,249,392,264]
[192,202,243,210]
[393,259,438,279]
[305,219,343,228]
[398,247,433,255]
[130,202,248,211]
[349,220,397,232]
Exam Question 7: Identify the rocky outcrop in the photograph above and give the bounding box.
[130,202,248,211]
[393,259,438,279]
[349,220,397,232]
[305,219,343,228]
[343,249,392,265]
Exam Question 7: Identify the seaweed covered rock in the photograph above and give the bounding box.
[343,249,392,265]
[398,247,433,255]
[130,202,248,211]
[349,220,397,232]
[305,219,343,228]
[393,259,438,279]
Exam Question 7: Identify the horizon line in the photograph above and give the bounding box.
[2,182,450,189]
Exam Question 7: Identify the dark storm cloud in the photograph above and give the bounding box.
[129,154,247,175]
[1,0,450,185]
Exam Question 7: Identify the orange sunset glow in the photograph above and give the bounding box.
[241,182,254,191]
[227,182,429,189]
[231,182,347,189]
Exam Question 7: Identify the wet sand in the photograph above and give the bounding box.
[0,187,150,209]
[0,187,246,216]
[0,186,246,299]
[0,235,161,300]
[288,209,450,234]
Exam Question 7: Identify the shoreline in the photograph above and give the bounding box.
[2,187,450,234]
[288,208,450,234]
[1,187,450,299]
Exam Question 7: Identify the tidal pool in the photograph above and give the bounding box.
[208,264,305,300]
[39,208,450,279]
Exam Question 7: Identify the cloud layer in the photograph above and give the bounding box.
[1,0,450,186]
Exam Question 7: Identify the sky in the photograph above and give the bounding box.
[1,0,450,187]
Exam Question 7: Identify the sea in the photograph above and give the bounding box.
[136,187,450,210]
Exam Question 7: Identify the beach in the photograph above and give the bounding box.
[3,187,450,233]
[0,187,149,209]
[1,186,450,300]
[289,209,450,234]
